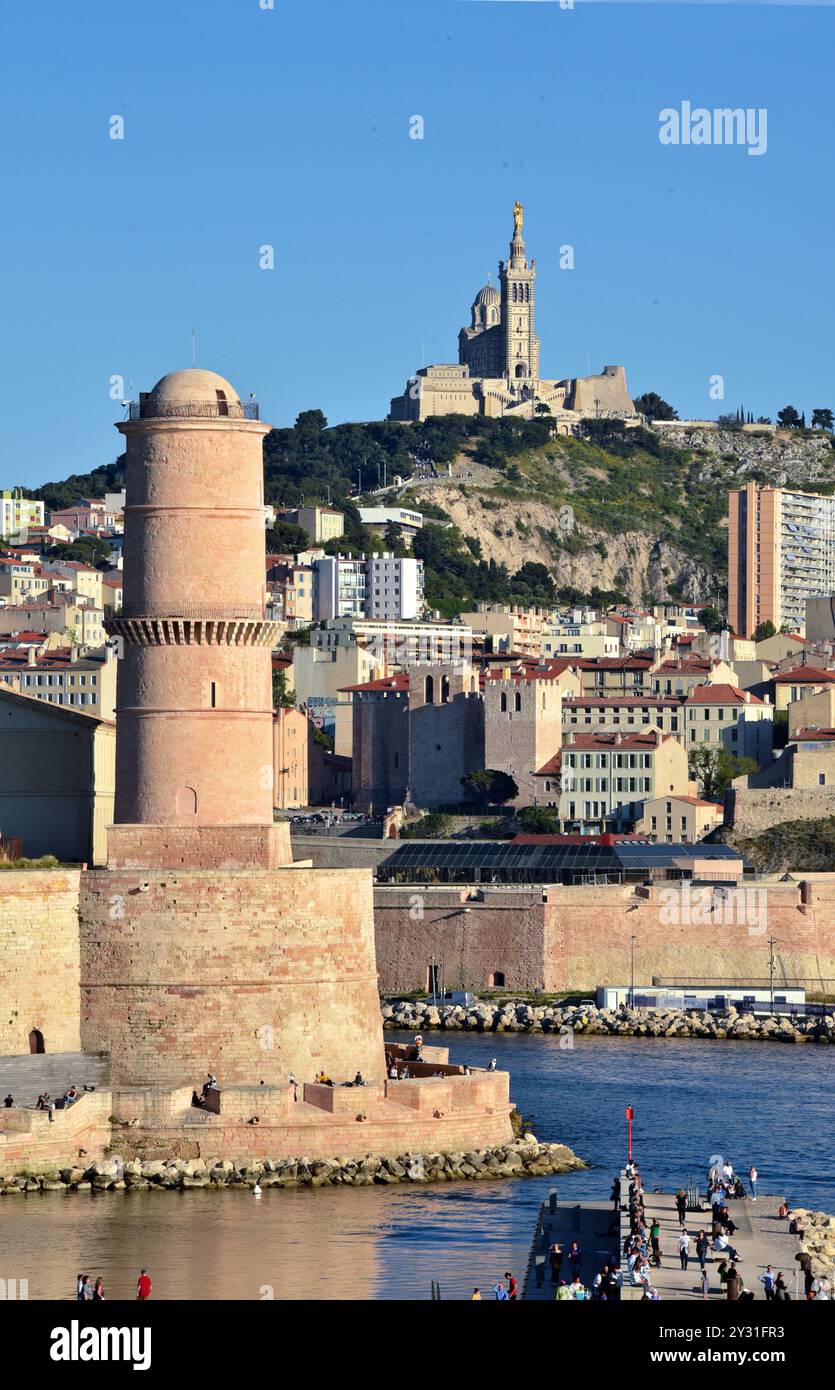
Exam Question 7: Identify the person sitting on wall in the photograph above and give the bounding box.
[3,1094,13,1108]
[63,1087,78,1106]
[191,1090,204,1109]
[353,1071,365,1087]
[388,1063,398,1079]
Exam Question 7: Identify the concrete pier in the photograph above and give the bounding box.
[522,1190,618,1299]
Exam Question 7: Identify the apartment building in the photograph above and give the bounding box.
[535,728,693,832]
[563,694,686,740]
[0,645,117,718]
[649,655,739,697]
[635,794,725,844]
[0,490,45,538]
[684,683,774,761]
[728,482,835,638]
[358,505,423,545]
[0,559,52,604]
[266,558,314,627]
[312,553,424,621]
[457,603,548,658]
[286,505,345,545]
[0,598,105,648]
[542,615,621,660]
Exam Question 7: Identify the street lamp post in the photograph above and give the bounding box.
[768,936,779,1014]
[630,935,637,1008]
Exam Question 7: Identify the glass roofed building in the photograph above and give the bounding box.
[376,838,744,886]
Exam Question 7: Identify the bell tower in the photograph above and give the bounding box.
[499,201,540,382]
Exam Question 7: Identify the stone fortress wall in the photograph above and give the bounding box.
[374,881,835,995]
[0,870,82,1056]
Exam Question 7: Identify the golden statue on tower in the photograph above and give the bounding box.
[513,200,524,235]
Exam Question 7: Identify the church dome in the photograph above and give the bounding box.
[473,282,500,308]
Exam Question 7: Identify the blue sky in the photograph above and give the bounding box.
[1,0,833,486]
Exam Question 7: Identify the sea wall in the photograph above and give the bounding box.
[0,1135,584,1190]
[383,998,835,1043]
[374,881,835,994]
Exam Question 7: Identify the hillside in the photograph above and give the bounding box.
[26,412,835,616]
[723,816,835,874]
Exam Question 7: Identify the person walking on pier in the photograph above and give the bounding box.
[649,1218,661,1266]
[696,1230,709,1273]
[675,1188,687,1226]
[678,1230,691,1271]
[748,1163,758,1200]
[549,1243,563,1285]
[567,1241,583,1278]
[759,1265,776,1301]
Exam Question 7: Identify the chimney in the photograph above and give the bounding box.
[27,646,36,667]
[744,690,751,703]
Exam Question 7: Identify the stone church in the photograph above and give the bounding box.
[389,203,635,427]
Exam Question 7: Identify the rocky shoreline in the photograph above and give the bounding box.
[792,1209,835,1281]
[383,998,835,1043]
[0,1136,585,1191]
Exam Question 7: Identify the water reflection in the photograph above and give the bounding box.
[2,1034,832,1300]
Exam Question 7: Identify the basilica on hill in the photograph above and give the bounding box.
[389,203,635,428]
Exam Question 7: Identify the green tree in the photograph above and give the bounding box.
[753,619,777,643]
[811,408,834,432]
[699,605,724,633]
[272,669,296,709]
[266,520,311,554]
[688,748,758,800]
[400,812,453,840]
[579,419,627,447]
[461,769,519,806]
[776,405,801,430]
[517,805,560,833]
[46,537,112,566]
[633,392,678,422]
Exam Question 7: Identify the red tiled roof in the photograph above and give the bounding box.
[575,656,654,670]
[534,751,563,776]
[481,659,576,684]
[650,795,724,809]
[563,695,682,708]
[557,729,671,753]
[339,673,409,693]
[792,727,835,742]
[685,683,764,705]
[773,665,835,684]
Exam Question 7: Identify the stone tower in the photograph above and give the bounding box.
[107,369,280,868]
[82,369,386,1089]
[483,673,562,808]
[499,204,540,382]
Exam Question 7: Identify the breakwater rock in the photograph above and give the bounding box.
[792,1209,835,1282]
[0,1137,584,1191]
[382,998,835,1043]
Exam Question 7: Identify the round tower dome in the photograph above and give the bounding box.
[473,282,500,309]
[144,368,241,417]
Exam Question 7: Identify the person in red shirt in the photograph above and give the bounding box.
[505,1271,518,1300]
[136,1269,152,1301]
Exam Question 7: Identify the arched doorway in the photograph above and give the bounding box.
[29,1028,45,1054]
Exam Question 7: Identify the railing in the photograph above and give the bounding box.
[118,604,267,621]
[127,399,260,422]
